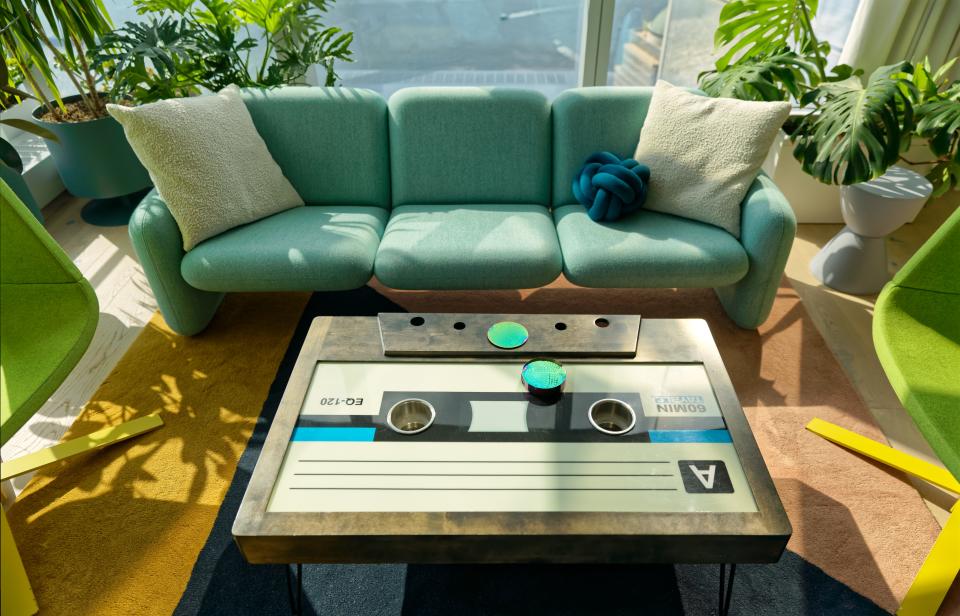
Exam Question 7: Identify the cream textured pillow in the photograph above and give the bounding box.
[108,85,303,250]
[633,81,790,237]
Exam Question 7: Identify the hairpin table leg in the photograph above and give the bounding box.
[286,563,303,615]
[719,563,737,616]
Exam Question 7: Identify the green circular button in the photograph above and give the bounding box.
[522,359,566,391]
[487,321,529,349]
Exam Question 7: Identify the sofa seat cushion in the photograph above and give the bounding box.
[181,206,388,292]
[554,204,749,288]
[375,204,562,289]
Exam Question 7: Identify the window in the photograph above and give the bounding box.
[323,1,586,99]
[607,0,863,88]
[38,0,865,97]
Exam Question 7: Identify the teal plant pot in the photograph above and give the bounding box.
[33,95,151,199]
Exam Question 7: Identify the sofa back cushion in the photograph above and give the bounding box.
[388,87,551,206]
[551,87,654,207]
[242,87,390,208]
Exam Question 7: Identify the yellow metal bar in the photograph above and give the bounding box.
[0,414,163,482]
[897,503,960,616]
[805,418,960,494]
[1,506,38,616]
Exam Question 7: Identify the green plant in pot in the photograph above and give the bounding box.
[89,0,353,106]
[794,58,959,196]
[699,0,959,196]
[699,0,958,294]
[0,0,153,203]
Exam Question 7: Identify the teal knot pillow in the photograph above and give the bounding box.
[572,151,651,222]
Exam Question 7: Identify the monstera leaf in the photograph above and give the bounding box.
[793,62,916,185]
[699,50,819,101]
[915,81,960,196]
[713,0,819,70]
[915,82,960,157]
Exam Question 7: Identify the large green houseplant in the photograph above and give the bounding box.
[0,0,152,200]
[699,0,959,197]
[1,0,352,213]
[90,0,353,106]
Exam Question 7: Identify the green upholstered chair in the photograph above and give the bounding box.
[1,180,163,616]
[1,178,97,616]
[0,180,99,445]
[874,206,960,480]
[808,206,960,616]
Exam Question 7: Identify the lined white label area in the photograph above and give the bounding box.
[300,362,722,417]
[267,442,756,513]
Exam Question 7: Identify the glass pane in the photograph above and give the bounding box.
[607,0,863,88]
[607,0,716,87]
[324,1,585,99]
[813,0,862,68]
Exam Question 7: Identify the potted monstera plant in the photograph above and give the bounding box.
[88,0,353,104]
[794,59,959,196]
[0,0,153,208]
[698,0,958,222]
[796,59,958,293]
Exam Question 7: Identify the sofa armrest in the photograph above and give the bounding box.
[129,191,224,335]
[714,173,797,328]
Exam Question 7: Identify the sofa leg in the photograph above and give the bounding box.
[714,282,777,329]
[128,191,225,335]
[156,290,225,336]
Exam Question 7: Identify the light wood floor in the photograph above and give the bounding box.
[3,192,958,527]
[785,194,959,527]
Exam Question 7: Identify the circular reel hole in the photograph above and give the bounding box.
[453,322,466,330]
[410,316,425,326]
[387,399,436,435]
[595,318,610,328]
[588,399,636,435]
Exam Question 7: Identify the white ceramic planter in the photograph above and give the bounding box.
[809,166,933,295]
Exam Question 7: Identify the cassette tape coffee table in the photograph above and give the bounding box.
[234,314,791,615]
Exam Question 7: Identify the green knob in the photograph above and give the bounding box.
[487,321,529,349]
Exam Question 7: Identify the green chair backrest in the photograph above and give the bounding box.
[1,182,82,286]
[1,180,99,444]
[891,207,960,294]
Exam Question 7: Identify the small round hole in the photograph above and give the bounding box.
[588,399,636,435]
[555,322,567,331]
[453,322,466,330]
[410,316,425,326]
[387,399,436,435]
[595,318,610,328]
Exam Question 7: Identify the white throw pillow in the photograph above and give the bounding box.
[108,85,303,251]
[633,81,790,237]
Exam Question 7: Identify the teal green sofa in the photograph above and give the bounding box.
[129,86,796,335]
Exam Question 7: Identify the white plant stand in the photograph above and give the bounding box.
[810,166,933,295]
